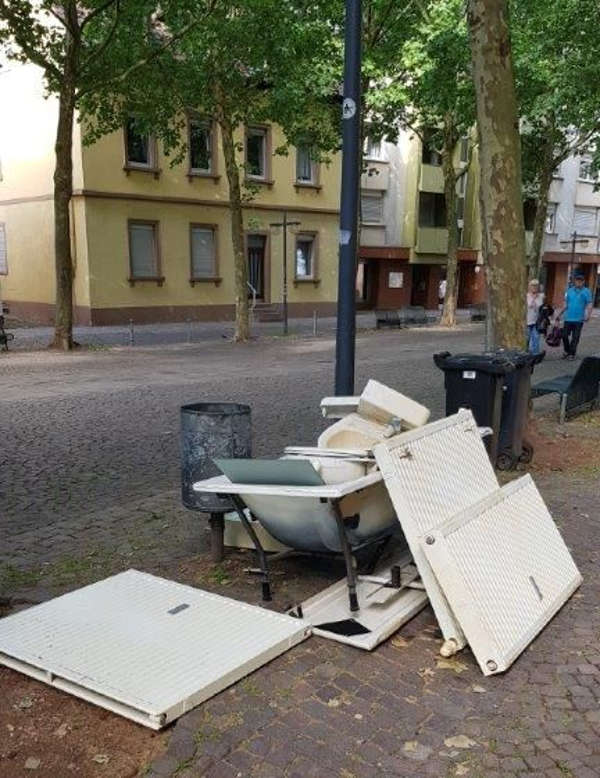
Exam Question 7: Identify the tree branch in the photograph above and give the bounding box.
[0,0,62,81]
[80,0,122,74]
[77,4,216,99]
[80,0,120,31]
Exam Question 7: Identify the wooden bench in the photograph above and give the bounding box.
[0,315,14,351]
[531,356,600,423]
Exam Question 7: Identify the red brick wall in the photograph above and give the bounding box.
[374,260,412,308]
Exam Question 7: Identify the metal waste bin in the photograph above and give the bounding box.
[180,402,251,558]
[434,350,543,470]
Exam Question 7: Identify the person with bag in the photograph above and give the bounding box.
[526,279,544,354]
[553,269,593,360]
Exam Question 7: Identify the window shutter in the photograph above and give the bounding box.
[296,146,312,181]
[573,208,597,235]
[129,223,157,277]
[361,194,383,223]
[0,225,7,274]
[191,228,216,277]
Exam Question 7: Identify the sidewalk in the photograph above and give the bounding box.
[5,309,474,351]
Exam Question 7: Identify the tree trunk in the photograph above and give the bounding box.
[51,84,76,350]
[440,116,460,327]
[467,0,527,349]
[528,149,554,281]
[215,91,249,342]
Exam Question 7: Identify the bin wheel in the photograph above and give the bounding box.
[519,442,534,464]
[496,452,516,471]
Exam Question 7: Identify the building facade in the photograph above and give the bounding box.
[0,66,341,325]
[538,153,600,309]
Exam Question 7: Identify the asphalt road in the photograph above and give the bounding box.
[1,320,598,570]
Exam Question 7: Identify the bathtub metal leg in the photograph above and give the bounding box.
[332,500,359,612]
[230,496,272,601]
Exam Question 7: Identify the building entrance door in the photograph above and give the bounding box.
[411,265,430,307]
[247,235,266,300]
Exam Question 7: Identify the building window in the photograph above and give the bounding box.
[456,196,465,221]
[246,126,268,179]
[418,192,446,227]
[364,135,383,160]
[128,221,161,282]
[573,207,597,236]
[125,118,155,168]
[189,119,213,174]
[579,158,596,182]
[459,137,469,164]
[296,145,316,184]
[0,223,7,275]
[545,205,556,233]
[190,225,217,279]
[421,130,442,166]
[295,234,316,279]
[361,192,384,223]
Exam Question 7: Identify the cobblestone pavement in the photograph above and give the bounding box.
[2,321,600,776]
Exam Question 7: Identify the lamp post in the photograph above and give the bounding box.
[334,0,362,396]
[560,231,589,284]
[270,212,300,335]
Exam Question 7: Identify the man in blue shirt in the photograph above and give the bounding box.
[555,270,593,360]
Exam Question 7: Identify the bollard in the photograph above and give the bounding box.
[313,309,318,337]
[187,318,192,344]
[129,318,134,346]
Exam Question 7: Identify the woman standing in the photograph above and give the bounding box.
[526,279,544,354]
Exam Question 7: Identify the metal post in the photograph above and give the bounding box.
[129,318,134,346]
[283,211,289,335]
[313,309,317,337]
[335,0,362,396]
[187,318,192,344]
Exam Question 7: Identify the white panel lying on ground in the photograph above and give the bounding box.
[0,570,310,729]
[374,410,499,652]
[297,552,429,650]
[421,475,582,676]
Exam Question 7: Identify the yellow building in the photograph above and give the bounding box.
[0,65,341,324]
[1,65,488,324]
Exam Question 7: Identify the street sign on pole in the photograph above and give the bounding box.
[334,0,362,396]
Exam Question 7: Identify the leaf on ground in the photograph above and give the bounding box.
[54,722,70,738]
[444,735,477,749]
[436,657,469,674]
[418,667,435,679]
[92,754,110,764]
[472,685,486,693]
[402,740,433,761]
[391,636,410,648]
[16,696,34,710]
[327,698,340,708]
[24,758,41,770]
[455,763,470,775]
[405,695,418,704]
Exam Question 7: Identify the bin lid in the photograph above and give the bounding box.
[434,351,516,375]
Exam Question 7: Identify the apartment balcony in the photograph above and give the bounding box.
[419,164,444,194]
[361,223,387,247]
[416,227,448,255]
[361,160,390,192]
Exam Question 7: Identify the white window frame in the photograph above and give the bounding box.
[361,192,384,224]
[188,119,214,175]
[128,220,161,281]
[124,118,156,170]
[246,126,268,180]
[578,158,596,183]
[295,233,316,279]
[190,224,218,280]
[545,204,557,234]
[364,135,384,161]
[296,145,316,184]
[573,206,598,236]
